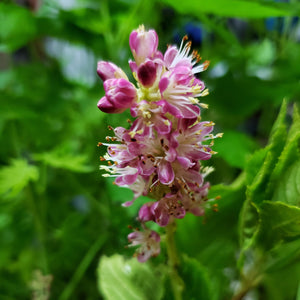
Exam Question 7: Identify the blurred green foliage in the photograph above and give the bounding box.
[0,0,299,299]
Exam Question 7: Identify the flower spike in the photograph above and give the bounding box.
[96,25,221,262]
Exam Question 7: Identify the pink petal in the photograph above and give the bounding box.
[158,161,174,185]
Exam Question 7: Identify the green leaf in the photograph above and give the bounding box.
[267,104,300,201]
[34,150,93,173]
[180,256,214,300]
[0,3,36,52]
[272,160,300,206]
[256,201,300,250]
[246,100,287,204]
[265,239,300,273]
[160,0,298,18]
[239,101,288,255]
[0,159,39,198]
[263,255,300,300]
[98,254,165,300]
[245,147,269,186]
[214,130,258,168]
[238,198,259,253]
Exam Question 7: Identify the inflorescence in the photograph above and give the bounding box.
[97,25,222,262]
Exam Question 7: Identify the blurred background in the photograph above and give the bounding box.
[0,0,299,299]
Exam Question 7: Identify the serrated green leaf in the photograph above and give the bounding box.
[214,130,258,168]
[34,151,93,173]
[0,159,39,198]
[272,160,300,206]
[180,255,214,300]
[286,104,300,141]
[269,99,288,137]
[160,0,297,18]
[256,201,300,250]
[238,199,259,253]
[266,104,300,199]
[245,147,269,186]
[247,100,287,204]
[240,101,288,251]
[98,254,165,300]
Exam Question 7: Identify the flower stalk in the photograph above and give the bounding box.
[165,222,184,300]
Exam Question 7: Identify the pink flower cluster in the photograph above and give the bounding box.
[97,25,221,262]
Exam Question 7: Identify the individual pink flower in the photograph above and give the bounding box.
[172,119,218,163]
[164,36,210,74]
[158,67,204,118]
[138,202,155,222]
[130,101,172,137]
[129,25,159,66]
[97,78,137,113]
[128,229,161,262]
[181,181,211,216]
[151,193,186,226]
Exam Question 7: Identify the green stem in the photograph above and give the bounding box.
[58,233,108,300]
[231,275,262,300]
[26,182,48,274]
[165,222,184,300]
[232,263,263,300]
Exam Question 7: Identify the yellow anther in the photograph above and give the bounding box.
[201,88,209,97]
[189,97,199,104]
[204,121,215,127]
[199,103,209,109]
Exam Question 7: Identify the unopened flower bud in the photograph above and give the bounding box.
[97,78,137,113]
[129,25,158,66]
[138,202,155,222]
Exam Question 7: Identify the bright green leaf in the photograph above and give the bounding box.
[34,150,93,173]
[256,201,300,250]
[0,159,39,198]
[266,104,300,200]
[246,100,287,204]
[98,254,165,300]
[239,101,288,255]
[245,147,269,186]
[180,255,214,300]
[272,160,300,206]
[160,0,297,18]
